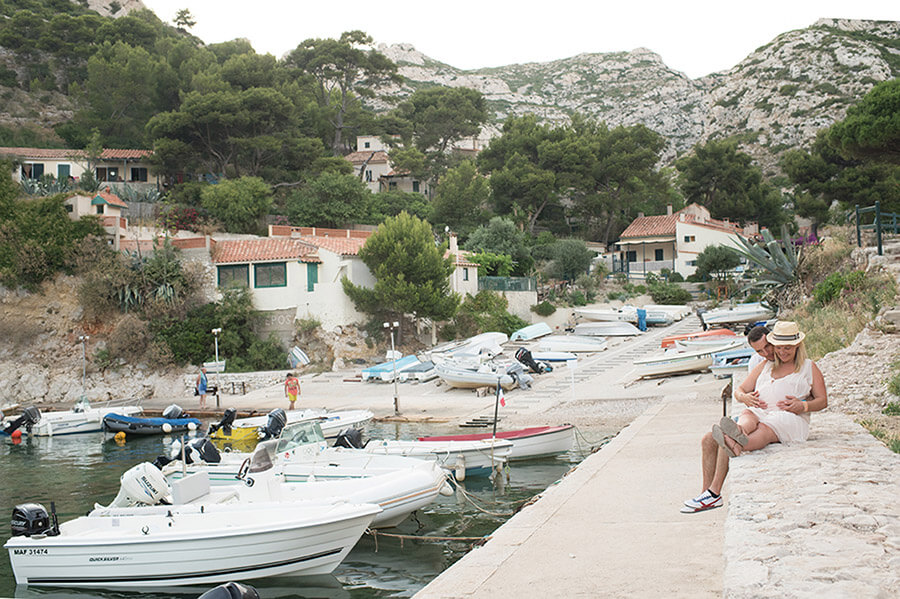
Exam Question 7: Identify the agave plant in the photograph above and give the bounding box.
[728,224,803,309]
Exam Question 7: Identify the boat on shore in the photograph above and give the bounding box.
[661,327,736,348]
[539,335,608,353]
[699,302,775,328]
[633,341,744,378]
[418,425,575,461]
[573,307,637,323]
[510,322,553,341]
[433,362,522,390]
[361,355,421,382]
[710,346,755,378]
[573,321,641,336]
[5,464,380,588]
[530,350,577,363]
[399,360,437,382]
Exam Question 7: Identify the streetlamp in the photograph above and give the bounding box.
[77,335,89,402]
[383,321,400,415]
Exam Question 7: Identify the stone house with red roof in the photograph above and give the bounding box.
[615,204,758,278]
[211,227,376,332]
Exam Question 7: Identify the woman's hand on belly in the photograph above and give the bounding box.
[776,395,805,414]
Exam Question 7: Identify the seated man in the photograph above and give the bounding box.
[681,325,774,513]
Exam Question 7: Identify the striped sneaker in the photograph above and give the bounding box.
[680,490,723,513]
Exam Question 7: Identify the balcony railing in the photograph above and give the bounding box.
[478,276,537,292]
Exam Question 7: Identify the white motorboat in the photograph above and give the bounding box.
[362,437,514,479]
[530,350,577,363]
[433,362,518,390]
[165,422,450,528]
[5,464,380,588]
[674,336,748,351]
[643,304,691,320]
[538,335,608,353]
[509,322,553,341]
[16,398,144,437]
[209,408,373,444]
[429,332,509,364]
[699,302,775,327]
[633,341,744,378]
[573,307,637,323]
[419,425,575,461]
[399,360,438,383]
[573,321,642,336]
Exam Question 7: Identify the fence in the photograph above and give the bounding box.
[851,201,900,256]
[478,276,537,292]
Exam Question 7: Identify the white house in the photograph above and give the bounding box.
[64,187,129,250]
[616,204,757,278]
[0,147,157,193]
[446,233,479,297]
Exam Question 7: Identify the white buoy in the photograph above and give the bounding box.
[187,421,197,431]
[162,422,172,434]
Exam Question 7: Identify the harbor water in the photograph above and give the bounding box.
[0,421,612,598]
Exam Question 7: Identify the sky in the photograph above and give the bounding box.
[140,1,899,79]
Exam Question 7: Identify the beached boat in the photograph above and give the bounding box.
[643,304,691,320]
[15,398,143,437]
[6,463,380,588]
[573,321,642,336]
[399,360,437,383]
[709,346,755,378]
[530,350,577,363]
[361,354,421,382]
[573,307,637,323]
[661,327,736,348]
[510,322,553,341]
[699,302,775,328]
[433,362,517,390]
[539,335,608,353]
[209,408,373,445]
[633,341,744,378]
[362,437,513,479]
[429,332,509,364]
[418,425,575,461]
[674,336,748,351]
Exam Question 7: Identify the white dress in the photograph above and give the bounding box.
[746,359,814,444]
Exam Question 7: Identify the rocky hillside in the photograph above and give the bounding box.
[376,18,900,170]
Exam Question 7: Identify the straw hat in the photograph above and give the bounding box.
[767,321,806,346]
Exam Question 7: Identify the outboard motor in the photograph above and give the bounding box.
[506,362,533,390]
[259,408,287,441]
[197,581,260,599]
[514,347,549,374]
[184,437,221,464]
[105,462,171,508]
[11,502,59,537]
[163,404,185,420]
[2,406,41,436]
[334,427,364,449]
[208,408,237,436]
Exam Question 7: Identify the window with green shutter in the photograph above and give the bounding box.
[306,262,318,292]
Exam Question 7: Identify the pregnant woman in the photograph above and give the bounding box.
[714,321,828,457]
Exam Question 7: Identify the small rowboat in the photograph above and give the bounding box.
[661,327,736,349]
[510,322,553,341]
[574,321,641,336]
[418,425,575,461]
[710,347,755,378]
[633,341,744,378]
[539,335,608,353]
[699,302,775,327]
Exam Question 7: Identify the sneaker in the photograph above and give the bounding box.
[680,490,723,513]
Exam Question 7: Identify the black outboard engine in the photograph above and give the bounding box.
[208,408,237,436]
[515,347,549,374]
[185,437,221,464]
[11,503,59,537]
[197,581,260,599]
[2,406,41,436]
[334,427,364,449]
[162,404,185,420]
[259,408,287,441]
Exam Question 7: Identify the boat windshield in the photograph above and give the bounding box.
[274,421,326,453]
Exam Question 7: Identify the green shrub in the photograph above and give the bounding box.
[449,291,528,337]
[812,272,846,305]
[531,301,556,316]
[648,282,692,304]
[883,401,900,416]
[568,289,587,306]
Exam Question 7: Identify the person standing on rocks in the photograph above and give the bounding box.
[195,367,208,410]
[682,324,775,513]
[284,372,301,411]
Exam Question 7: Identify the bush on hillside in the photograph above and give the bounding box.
[648,281,693,304]
[531,301,556,316]
[442,291,527,339]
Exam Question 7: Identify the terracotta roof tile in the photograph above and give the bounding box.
[0,147,152,160]
[344,150,389,164]
[619,214,679,239]
[100,149,152,160]
[300,235,367,256]
[93,187,128,208]
[213,238,321,264]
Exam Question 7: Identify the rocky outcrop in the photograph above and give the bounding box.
[375,19,900,169]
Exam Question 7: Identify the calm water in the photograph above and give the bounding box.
[0,421,612,599]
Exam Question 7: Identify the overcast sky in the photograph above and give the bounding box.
[141,1,898,79]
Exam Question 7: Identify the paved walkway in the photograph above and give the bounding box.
[416,391,726,598]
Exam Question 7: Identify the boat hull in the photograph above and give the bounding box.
[29,406,143,436]
[573,322,641,336]
[102,414,201,435]
[210,409,373,444]
[418,425,575,461]
[5,501,379,588]
[362,439,513,477]
[538,335,608,353]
